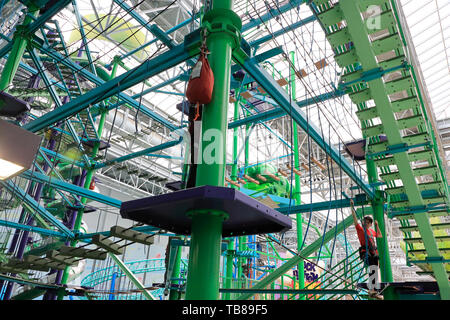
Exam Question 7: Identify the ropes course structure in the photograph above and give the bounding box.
[0,0,447,301]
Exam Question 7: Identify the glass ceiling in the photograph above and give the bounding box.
[400,0,450,121]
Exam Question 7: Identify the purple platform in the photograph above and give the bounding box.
[82,139,111,151]
[344,135,387,160]
[165,180,183,191]
[0,91,30,117]
[120,185,292,237]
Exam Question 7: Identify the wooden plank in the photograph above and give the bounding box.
[110,226,155,246]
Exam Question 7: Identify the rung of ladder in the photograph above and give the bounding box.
[225,177,240,188]
[362,124,384,137]
[46,250,78,266]
[326,27,352,48]
[371,33,403,56]
[243,174,260,185]
[404,236,450,244]
[397,115,424,130]
[24,255,67,270]
[356,107,378,122]
[58,245,107,260]
[400,222,450,233]
[348,88,372,105]
[391,96,420,113]
[256,174,267,182]
[110,226,155,246]
[6,259,50,272]
[385,76,414,95]
[91,234,125,255]
[265,172,280,181]
[365,10,396,33]
[317,4,343,28]
[379,54,406,70]
[0,265,29,274]
[334,48,358,69]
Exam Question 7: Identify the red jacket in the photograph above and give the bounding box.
[355,223,381,254]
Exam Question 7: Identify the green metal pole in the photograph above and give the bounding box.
[290,51,305,300]
[185,0,241,300]
[366,159,394,298]
[169,242,183,300]
[237,107,250,283]
[108,253,156,300]
[57,63,117,299]
[0,7,39,93]
[224,90,241,300]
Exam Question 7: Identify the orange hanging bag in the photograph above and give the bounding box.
[186,33,214,120]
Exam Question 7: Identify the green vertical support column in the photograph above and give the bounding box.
[366,160,394,298]
[290,51,305,300]
[169,242,183,300]
[57,63,118,300]
[185,0,241,300]
[0,7,39,93]
[237,108,250,284]
[224,91,241,300]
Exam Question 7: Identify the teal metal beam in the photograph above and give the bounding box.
[0,180,74,238]
[39,147,86,168]
[25,37,196,132]
[228,89,346,129]
[277,196,369,215]
[94,138,182,169]
[20,170,122,208]
[249,15,316,48]
[241,0,306,32]
[0,219,68,239]
[27,48,91,165]
[112,0,176,48]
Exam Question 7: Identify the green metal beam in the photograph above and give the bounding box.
[236,214,354,300]
[185,1,241,300]
[340,0,450,299]
[108,253,156,300]
[0,8,39,92]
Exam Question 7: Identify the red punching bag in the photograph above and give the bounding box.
[186,48,214,120]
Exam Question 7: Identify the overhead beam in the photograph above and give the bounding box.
[249,15,316,48]
[277,195,369,215]
[241,0,307,32]
[24,37,197,133]
[112,0,176,48]
[94,138,182,169]
[0,219,67,239]
[20,170,122,208]
[29,40,183,131]
[235,56,374,199]
[228,89,345,129]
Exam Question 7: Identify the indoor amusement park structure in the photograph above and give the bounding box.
[0,0,449,301]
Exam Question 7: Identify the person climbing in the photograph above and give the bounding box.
[350,199,384,299]
[349,199,382,266]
